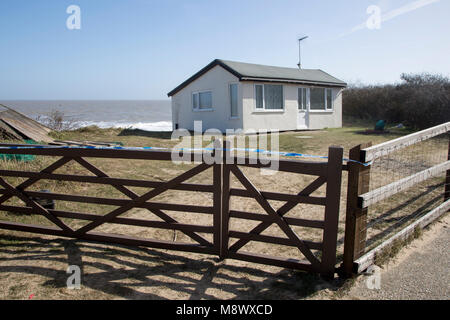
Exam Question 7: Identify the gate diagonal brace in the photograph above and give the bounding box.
[73,157,211,246]
[230,166,321,267]
[229,175,327,252]
[0,177,73,233]
[0,157,72,205]
[73,162,212,238]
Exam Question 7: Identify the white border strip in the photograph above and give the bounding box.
[359,160,450,208]
[362,122,450,162]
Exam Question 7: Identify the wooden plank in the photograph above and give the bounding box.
[0,143,326,176]
[321,146,344,277]
[359,160,450,208]
[229,188,326,205]
[0,170,214,193]
[342,143,372,277]
[1,117,53,143]
[0,104,53,142]
[229,210,325,229]
[0,220,216,255]
[0,120,23,140]
[213,139,222,254]
[227,251,315,272]
[220,141,231,259]
[0,146,206,162]
[232,156,328,176]
[0,190,214,214]
[0,143,50,147]
[229,230,322,250]
[362,122,450,162]
[445,135,450,202]
[0,104,52,133]
[0,205,214,233]
[354,199,450,273]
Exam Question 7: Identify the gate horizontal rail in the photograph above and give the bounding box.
[0,169,214,192]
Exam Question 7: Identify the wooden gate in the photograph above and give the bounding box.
[0,144,344,276]
[0,147,222,255]
[220,145,343,277]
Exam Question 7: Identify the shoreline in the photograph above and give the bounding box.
[71,120,173,132]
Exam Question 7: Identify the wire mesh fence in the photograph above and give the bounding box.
[363,132,449,251]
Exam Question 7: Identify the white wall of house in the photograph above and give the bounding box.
[308,88,343,130]
[171,66,343,132]
[241,82,298,131]
[241,81,342,131]
[171,65,243,132]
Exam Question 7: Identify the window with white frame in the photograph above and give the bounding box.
[298,87,307,111]
[255,84,284,110]
[192,91,212,110]
[309,88,333,111]
[229,83,238,118]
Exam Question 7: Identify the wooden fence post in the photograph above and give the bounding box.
[445,134,450,202]
[342,142,372,277]
[321,146,344,279]
[213,139,222,254]
[220,140,231,260]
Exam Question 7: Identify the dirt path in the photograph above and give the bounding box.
[340,214,449,300]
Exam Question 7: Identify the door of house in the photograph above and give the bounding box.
[297,87,309,129]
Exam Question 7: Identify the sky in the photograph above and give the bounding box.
[0,0,449,100]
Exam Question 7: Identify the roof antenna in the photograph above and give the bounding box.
[297,36,308,69]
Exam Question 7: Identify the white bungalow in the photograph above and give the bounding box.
[167,59,347,132]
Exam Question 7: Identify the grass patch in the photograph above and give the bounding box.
[374,226,423,266]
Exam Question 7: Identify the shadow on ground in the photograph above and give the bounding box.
[352,129,409,138]
[118,129,173,139]
[0,234,347,300]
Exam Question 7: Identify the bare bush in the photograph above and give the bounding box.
[36,109,77,131]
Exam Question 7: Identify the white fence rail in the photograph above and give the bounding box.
[361,122,450,163]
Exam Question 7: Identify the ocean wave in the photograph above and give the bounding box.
[74,121,173,132]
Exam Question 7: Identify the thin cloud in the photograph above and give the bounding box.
[340,0,440,37]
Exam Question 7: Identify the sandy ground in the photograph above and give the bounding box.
[0,230,335,300]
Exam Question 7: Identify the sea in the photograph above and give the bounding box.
[0,100,172,131]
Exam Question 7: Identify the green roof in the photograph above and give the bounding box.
[168,59,347,96]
